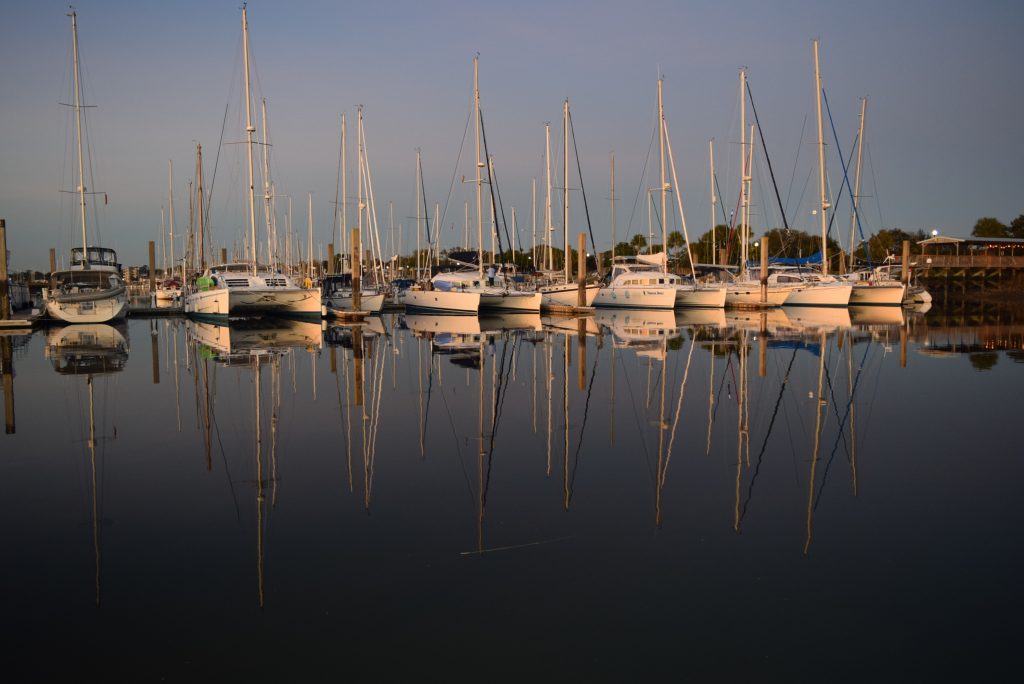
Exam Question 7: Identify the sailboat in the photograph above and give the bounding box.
[841,98,906,306]
[783,42,852,308]
[184,6,320,319]
[536,99,600,310]
[428,56,541,313]
[43,10,128,325]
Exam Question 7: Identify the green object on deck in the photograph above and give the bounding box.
[196,275,214,291]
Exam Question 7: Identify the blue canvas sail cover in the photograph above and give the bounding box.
[746,251,823,268]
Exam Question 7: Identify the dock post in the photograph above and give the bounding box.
[351,228,361,311]
[760,236,768,305]
[900,322,908,369]
[758,311,767,378]
[353,325,364,407]
[577,232,586,308]
[221,247,228,265]
[49,248,57,288]
[150,321,160,385]
[2,337,13,434]
[148,240,156,293]
[577,318,586,390]
[0,220,9,320]
[901,240,910,285]
[327,243,335,275]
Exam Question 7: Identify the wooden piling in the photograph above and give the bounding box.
[221,247,228,265]
[760,236,768,305]
[150,322,160,385]
[49,247,57,288]
[2,337,14,434]
[577,317,586,390]
[148,240,156,292]
[353,325,364,407]
[0,220,9,320]
[901,240,910,285]
[351,228,361,311]
[577,232,586,308]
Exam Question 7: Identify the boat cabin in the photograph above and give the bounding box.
[70,246,120,271]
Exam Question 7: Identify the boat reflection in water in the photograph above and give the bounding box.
[185,316,325,607]
[44,323,129,608]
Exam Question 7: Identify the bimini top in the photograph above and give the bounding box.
[71,246,120,268]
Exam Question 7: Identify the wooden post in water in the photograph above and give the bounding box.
[758,312,767,378]
[327,243,335,275]
[2,337,14,434]
[49,247,57,288]
[353,325,364,407]
[577,232,586,308]
[577,318,586,390]
[351,228,361,311]
[148,240,156,292]
[330,346,337,374]
[221,247,228,265]
[901,240,910,285]
[900,322,908,369]
[0,220,9,320]
[760,236,768,305]
[150,322,160,385]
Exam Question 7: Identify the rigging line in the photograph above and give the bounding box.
[616,350,654,479]
[865,143,886,235]
[568,343,600,502]
[815,339,874,510]
[478,108,510,256]
[331,114,343,254]
[740,346,799,522]
[420,154,431,245]
[784,114,808,221]
[821,90,864,257]
[205,100,231,235]
[625,118,659,244]
[488,155,514,260]
[483,333,515,508]
[812,347,854,510]
[567,108,599,257]
[710,348,733,429]
[437,108,473,252]
[822,91,869,263]
[745,79,790,231]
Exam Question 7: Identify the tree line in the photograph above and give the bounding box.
[970,215,1024,239]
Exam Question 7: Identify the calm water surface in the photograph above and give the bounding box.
[1,304,1021,680]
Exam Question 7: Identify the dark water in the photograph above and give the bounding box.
[1,305,1021,680]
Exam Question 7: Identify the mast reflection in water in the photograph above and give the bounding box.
[0,305,1021,679]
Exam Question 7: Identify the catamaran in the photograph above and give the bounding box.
[184,6,320,319]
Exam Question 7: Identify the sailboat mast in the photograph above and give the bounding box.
[307,192,314,279]
[813,40,830,275]
[196,144,206,270]
[544,122,553,271]
[341,113,347,272]
[69,10,89,260]
[658,79,667,258]
[709,139,716,265]
[563,98,570,281]
[850,96,867,271]
[474,56,484,279]
[610,153,616,260]
[168,160,176,270]
[416,149,422,279]
[242,5,258,273]
[739,69,747,276]
[261,98,274,270]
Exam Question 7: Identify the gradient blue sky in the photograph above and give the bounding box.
[1,0,1021,268]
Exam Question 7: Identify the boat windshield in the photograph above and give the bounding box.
[71,247,119,267]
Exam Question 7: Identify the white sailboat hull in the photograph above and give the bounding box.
[725,283,799,307]
[674,285,727,308]
[403,289,480,315]
[783,283,852,307]
[539,283,600,309]
[594,286,676,309]
[848,283,906,306]
[44,287,128,324]
[479,290,542,313]
[185,287,321,318]
[325,291,385,314]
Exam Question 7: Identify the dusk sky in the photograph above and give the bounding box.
[1,0,1021,269]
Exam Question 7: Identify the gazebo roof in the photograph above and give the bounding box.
[917,235,964,245]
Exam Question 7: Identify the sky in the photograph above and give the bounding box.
[1,0,1022,269]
